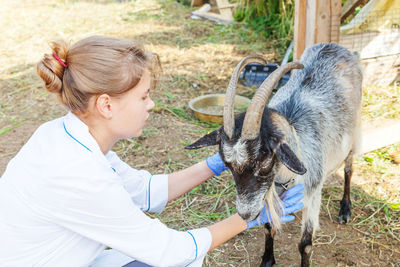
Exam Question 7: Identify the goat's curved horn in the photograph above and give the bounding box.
[224,56,268,139]
[241,61,304,140]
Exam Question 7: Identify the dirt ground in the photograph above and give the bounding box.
[0,0,399,266]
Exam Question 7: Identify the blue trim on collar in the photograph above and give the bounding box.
[185,231,198,266]
[63,121,92,152]
[145,175,153,212]
[63,119,117,174]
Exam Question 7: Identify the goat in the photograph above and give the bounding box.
[186,43,362,267]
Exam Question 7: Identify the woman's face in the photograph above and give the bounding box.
[110,69,155,139]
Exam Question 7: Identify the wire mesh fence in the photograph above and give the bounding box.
[339,7,400,86]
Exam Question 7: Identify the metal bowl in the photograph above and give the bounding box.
[188,94,250,123]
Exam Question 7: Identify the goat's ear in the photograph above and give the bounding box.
[276,143,307,175]
[185,129,221,149]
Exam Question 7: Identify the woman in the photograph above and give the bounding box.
[0,36,304,267]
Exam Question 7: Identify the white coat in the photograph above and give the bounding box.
[0,112,211,267]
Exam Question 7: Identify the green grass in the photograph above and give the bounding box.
[1,0,399,265]
[363,82,400,121]
[322,185,400,253]
[0,112,23,136]
[0,123,22,136]
[152,174,237,230]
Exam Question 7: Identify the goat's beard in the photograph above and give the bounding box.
[264,182,284,231]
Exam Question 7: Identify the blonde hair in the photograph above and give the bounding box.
[37,36,160,112]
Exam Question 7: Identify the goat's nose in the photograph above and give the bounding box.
[238,211,251,221]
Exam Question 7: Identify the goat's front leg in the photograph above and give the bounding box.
[298,186,322,267]
[260,223,275,267]
[299,222,313,267]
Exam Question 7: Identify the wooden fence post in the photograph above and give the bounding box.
[331,0,342,43]
[294,0,307,61]
[294,0,342,60]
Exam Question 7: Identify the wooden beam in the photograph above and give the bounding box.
[192,10,233,24]
[330,0,342,43]
[316,0,331,43]
[305,0,317,48]
[341,0,363,23]
[294,0,307,60]
[294,0,342,59]
[361,119,400,154]
[215,0,233,21]
[192,0,234,24]
[217,3,237,10]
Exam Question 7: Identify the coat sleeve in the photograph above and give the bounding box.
[38,168,211,267]
[106,151,168,213]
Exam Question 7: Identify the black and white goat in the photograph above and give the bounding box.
[186,43,362,266]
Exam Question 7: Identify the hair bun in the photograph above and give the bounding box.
[37,39,69,94]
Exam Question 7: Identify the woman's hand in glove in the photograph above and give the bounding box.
[247,184,305,229]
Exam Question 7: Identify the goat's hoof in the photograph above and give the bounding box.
[260,258,275,267]
[338,214,351,224]
[338,199,351,224]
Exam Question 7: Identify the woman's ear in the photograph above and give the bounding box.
[95,94,113,119]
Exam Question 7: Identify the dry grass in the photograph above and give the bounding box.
[363,82,400,122]
[0,0,399,266]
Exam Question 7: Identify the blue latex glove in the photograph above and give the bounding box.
[206,153,228,176]
[247,184,305,229]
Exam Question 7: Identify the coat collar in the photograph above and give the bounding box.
[62,112,103,155]
[62,112,118,172]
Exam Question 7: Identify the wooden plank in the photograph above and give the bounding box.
[192,1,234,24]
[192,3,211,14]
[305,0,317,48]
[341,0,363,23]
[361,119,400,154]
[192,10,233,24]
[218,3,237,9]
[215,0,233,21]
[294,0,307,60]
[316,0,331,43]
[360,54,400,86]
[330,0,342,43]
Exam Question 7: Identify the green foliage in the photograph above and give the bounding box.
[175,0,191,6]
[234,0,294,57]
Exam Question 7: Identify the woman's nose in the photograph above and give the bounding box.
[148,98,155,111]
